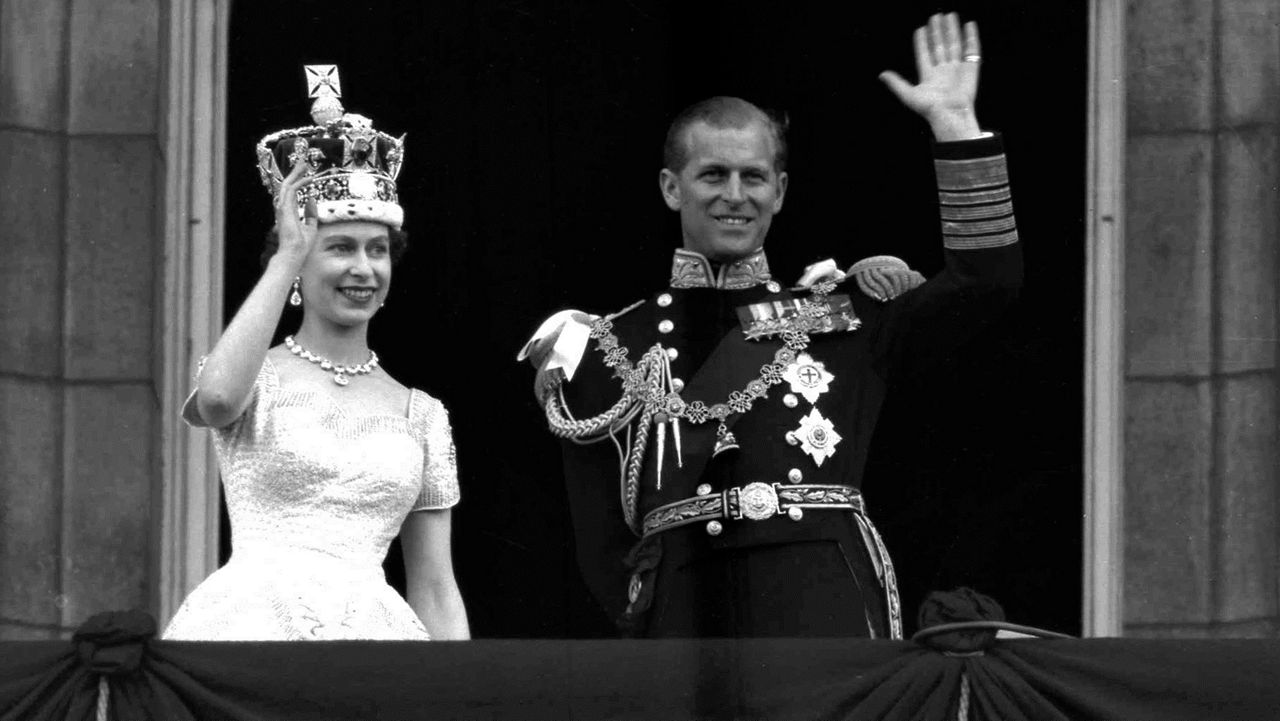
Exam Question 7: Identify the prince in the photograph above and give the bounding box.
[523,13,1020,638]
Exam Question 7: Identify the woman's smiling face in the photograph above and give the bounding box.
[298,220,392,327]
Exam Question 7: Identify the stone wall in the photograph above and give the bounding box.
[1124,0,1280,637]
[0,0,163,639]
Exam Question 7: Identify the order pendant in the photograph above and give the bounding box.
[712,424,739,457]
[333,372,350,386]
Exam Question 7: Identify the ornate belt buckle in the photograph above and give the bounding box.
[737,482,780,521]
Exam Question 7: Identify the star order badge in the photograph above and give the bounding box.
[794,408,842,466]
[782,353,834,404]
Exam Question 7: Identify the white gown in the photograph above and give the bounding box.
[163,357,459,641]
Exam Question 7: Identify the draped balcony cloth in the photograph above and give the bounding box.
[3,621,1280,720]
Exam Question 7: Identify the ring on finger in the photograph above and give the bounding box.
[963,54,981,62]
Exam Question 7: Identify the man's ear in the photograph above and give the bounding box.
[659,168,682,211]
[773,171,788,213]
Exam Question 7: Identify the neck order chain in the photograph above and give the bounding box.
[284,335,379,386]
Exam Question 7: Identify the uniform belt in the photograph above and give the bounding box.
[641,483,864,538]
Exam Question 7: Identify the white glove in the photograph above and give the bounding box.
[517,309,597,382]
[793,258,848,289]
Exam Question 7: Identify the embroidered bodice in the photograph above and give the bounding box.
[210,358,458,567]
[163,357,459,640]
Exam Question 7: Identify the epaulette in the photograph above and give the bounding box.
[847,255,910,279]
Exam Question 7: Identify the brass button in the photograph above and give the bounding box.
[785,431,800,446]
[666,347,679,361]
[657,293,673,307]
[787,468,803,483]
[706,520,723,536]
[787,507,804,521]
[783,393,799,408]
[766,280,782,293]
[672,377,685,392]
[696,483,712,496]
[658,319,674,334]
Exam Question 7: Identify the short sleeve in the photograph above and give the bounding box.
[181,356,279,432]
[411,394,461,511]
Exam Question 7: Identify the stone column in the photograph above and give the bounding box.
[1124,0,1280,637]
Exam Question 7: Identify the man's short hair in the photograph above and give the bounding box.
[662,96,789,174]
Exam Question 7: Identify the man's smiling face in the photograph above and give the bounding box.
[660,120,788,262]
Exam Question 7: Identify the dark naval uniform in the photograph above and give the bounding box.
[536,134,1021,638]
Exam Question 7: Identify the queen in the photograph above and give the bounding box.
[163,66,469,640]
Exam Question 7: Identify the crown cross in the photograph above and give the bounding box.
[306,65,342,99]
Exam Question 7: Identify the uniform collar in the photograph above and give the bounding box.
[669,248,772,290]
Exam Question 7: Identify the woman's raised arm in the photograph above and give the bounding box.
[195,160,317,428]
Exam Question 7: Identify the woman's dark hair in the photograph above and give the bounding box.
[260,226,409,269]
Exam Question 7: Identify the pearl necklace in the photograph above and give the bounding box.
[284,335,379,386]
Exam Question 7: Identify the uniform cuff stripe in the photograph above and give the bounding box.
[935,155,1010,190]
[942,216,1018,235]
[943,230,1020,249]
[939,187,1012,205]
[940,201,1015,221]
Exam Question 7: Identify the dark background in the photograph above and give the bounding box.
[224,0,1086,638]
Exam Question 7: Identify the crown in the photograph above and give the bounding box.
[255,65,406,228]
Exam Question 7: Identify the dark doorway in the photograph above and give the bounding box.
[224,0,1086,637]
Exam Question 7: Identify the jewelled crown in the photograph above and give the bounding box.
[256,65,406,228]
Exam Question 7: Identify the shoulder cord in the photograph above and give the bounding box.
[620,400,656,534]
[541,301,654,442]
[542,343,669,535]
[545,385,638,440]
